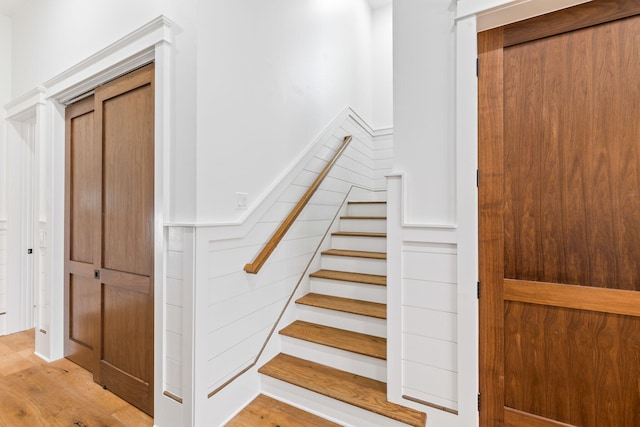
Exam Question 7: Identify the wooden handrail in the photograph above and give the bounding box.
[244,135,352,274]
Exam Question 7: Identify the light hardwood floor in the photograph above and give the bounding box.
[0,329,153,426]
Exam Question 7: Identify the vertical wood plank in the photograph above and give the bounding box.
[478,27,505,427]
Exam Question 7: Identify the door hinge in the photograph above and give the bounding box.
[478,393,481,411]
[27,248,33,254]
[476,169,480,187]
[476,58,479,77]
[94,270,101,280]
[477,281,480,299]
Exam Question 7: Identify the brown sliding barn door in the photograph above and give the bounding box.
[479,2,640,426]
[64,63,155,416]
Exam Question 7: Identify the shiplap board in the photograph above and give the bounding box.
[403,279,457,313]
[165,357,183,396]
[166,278,183,307]
[403,306,457,343]
[207,326,271,390]
[207,279,293,332]
[207,299,284,358]
[402,360,458,403]
[166,330,183,362]
[202,113,382,405]
[402,250,457,284]
[206,254,310,306]
[403,333,457,372]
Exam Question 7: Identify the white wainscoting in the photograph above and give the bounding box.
[186,108,391,426]
[0,220,7,335]
[203,113,380,394]
[387,173,462,425]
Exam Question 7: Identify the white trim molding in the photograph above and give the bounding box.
[44,16,172,104]
[4,14,180,427]
[5,87,46,121]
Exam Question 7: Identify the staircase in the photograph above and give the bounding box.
[228,200,426,427]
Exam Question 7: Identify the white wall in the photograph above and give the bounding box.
[0,14,10,222]
[0,14,10,335]
[372,4,393,129]
[10,0,199,223]
[194,0,375,223]
[393,0,456,225]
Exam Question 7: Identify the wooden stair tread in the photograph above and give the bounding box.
[310,269,387,286]
[340,215,387,220]
[225,394,341,427]
[332,231,386,238]
[296,293,386,319]
[321,249,387,260]
[259,354,426,427]
[280,320,387,360]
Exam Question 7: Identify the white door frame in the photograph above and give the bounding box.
[5,113,38,335]
[4,15,180,425]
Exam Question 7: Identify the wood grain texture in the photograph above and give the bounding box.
[296,293,386,319]
[100,82,154,277]
[279,320,386,359]
[68,105,95,264]
[505,408,575,427]
[225,394,342,427]
[503,0,640,47]
[94,63,155,416]
[321,249,387,260]
[64,96,99,375]
[258,354,426,427]
[505,279,640,317]
[245,136,352,274]
[478,27,506,427]
[504,302,640,426]
[503,14,640,291]
[309,269,387,286]
[0,330,153,427]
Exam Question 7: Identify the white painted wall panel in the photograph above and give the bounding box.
[201,112,386,403]
[164,226,190,402]
[0,224,6,335]
[403,306,457,343]
[403,360,458,407]
[403,279,457,314]
[402,250,457,284]
[403,333,457,372]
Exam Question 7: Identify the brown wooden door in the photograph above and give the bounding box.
[65,96,100,374]
[64,64,155,416]
[479,2,640,426]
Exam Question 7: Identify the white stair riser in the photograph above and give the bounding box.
[347,203,387,217]
[340,218,387,233]
[321,256,387,276]
[261,377,412,427]
[296,305,387,338]
[310,278,387,304]
[331,235,386,252]
[280,336,387,382]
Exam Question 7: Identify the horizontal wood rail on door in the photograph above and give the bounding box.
[244,135,353,274]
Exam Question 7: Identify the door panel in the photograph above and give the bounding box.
[64,97,99,374]
[69,110,95,264]
[95,64,155,416]
[479,2,640,426]
[64,63,154,416]
[101,83,154,277]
